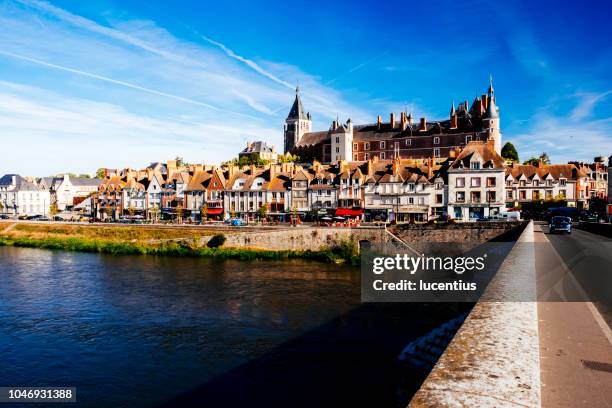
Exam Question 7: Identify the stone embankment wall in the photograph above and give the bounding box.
[389,222,518,247]
[203,222,520,251]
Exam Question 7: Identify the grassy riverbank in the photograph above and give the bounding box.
[0,223,359,264]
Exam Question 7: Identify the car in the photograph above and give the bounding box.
[0,214,9,219]
[36,216,51,221]
[549,216,572,234]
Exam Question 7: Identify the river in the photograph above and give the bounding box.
[0,246,468,408]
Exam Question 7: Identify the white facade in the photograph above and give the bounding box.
[0,174,50,216]
[330,121,353,162]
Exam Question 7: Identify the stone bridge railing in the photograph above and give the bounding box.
[409,221,541,407]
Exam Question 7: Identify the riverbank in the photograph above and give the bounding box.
[0,222,359,264]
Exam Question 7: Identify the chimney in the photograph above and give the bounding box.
[377,115,382,130]
[332,120,338,130]
[339,160,347,174]
[367,158,374,177]
[392,158,400,176]
[419,117,427,131]
[400,112,408,131]
[428,156,434,179]
[269,164,276,180]
[390,112,396,129]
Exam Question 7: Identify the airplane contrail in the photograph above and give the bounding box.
[0,50,260,119]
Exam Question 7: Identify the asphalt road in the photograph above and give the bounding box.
[534,223,612,408]
[543,223,612,325]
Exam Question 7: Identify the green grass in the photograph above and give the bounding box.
[0,235,358,264]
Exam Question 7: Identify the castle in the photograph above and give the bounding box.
[284,79,501,163]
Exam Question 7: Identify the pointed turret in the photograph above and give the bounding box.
[287,86,307,120]
[450,101,456,116]
[487,74,495,99]
[485,95,499,119]
[284,86,312,154]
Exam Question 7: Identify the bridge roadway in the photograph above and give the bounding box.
[534,222,612,407]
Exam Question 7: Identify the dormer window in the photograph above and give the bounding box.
[470,161,481,170]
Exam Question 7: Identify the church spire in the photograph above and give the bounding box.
[287,86,307,120]
[488,74,494,98]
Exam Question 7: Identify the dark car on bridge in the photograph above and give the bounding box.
[549,216,572,234]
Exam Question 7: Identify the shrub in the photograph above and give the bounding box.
[207,233,226,248]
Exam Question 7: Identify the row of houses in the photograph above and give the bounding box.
[0,173,101,216]
[86,141,607,223]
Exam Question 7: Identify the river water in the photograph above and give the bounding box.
[0,246,468,408]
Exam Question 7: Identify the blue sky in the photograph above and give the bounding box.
[0,0,611,176]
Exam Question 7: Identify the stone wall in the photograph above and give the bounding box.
[201,222,521,252]
[389,222,518,250]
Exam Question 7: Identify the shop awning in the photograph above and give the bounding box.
[207,208,223,215]
[335,208,364,217]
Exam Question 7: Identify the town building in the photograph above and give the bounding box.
[569,156,608,201]
[0,174,50,216]
[447,140,506,221]
[285,78,502,163]
[39,174,101,211]
[239,141,279,162]
[505,163,584,208]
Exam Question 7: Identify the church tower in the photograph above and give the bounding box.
[284,86,312,154]
[482,76,502,154]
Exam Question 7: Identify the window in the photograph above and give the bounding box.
[471,177,481,187]
[365,142,370,150]
[560,179,566,186]
[546,190,553,199]
[353,154,358,160]
[486,177,496,187]
[487,191,496,202]
[466,135,472,143]
[456,191,465,202]
[364,153,369,160]
[471,191,481,203]
[408,197,414,204]
[406,139,411,146]
[519,191,526,200]
[470,161,481,170]
[435,194,443,204]
[559,190,566,198]
[519,180,526,187]
[353,143,358,150]
[532,191,540,200]
[335,137,340,143]
[434,148,440,157]
[335,147,340,153]
[380,152,386,159]
[433,137,440,145]
[507,190,513,199]
[394,142,399,150]
[380,141,386,149]
[456,177,465,187]
[418,197,425,205]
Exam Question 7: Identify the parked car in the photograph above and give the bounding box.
[549,216,572,234]
[0,214,9,219]
[36,216,51,221]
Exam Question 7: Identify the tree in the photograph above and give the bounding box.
[258,203,268,221]
[149,206,160,223]
[501,142,519,162]
[201,203,208,221]
[523,152,551,166]
[95,168,106,179]
[127,204,136,219]
[78,174,91,179]
[49,203,59,216]
[175,204,183,223]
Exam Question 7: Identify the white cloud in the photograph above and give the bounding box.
[0,83,279,175]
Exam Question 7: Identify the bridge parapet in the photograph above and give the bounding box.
[409,221,541,407]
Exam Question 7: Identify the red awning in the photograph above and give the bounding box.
[207,208,223,215]
[335,208,364,217]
